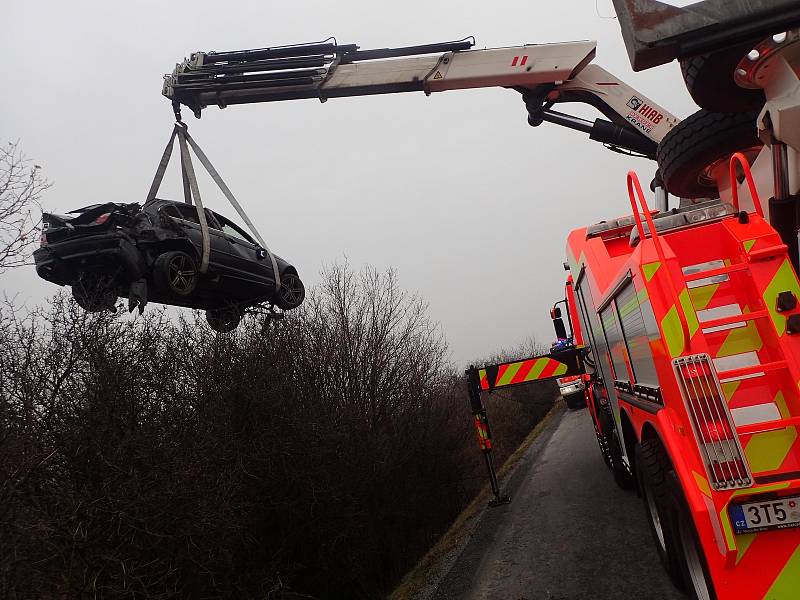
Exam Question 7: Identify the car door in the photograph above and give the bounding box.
[170,203,234,274]
[214,213,274,292]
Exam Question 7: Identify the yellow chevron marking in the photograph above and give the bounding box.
[688,283,720,311]
[679,288,699,337]
[736,533,757,565]
[661,305,685,358]
[721,380,742,403]
[764,259,800,337]
[775,391,790,419]
[692,471,711,498]
[720,504,737,551]
[743,239,757,253]
[643,261,661,282]
[523,358,549,382]
[717,319,763,358]
[553,362,568,377]
[764,543,800,599]
[745,425,798,473]
[497,361,524,386]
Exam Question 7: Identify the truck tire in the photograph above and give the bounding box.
[676,499,717,600]
[597,402,635,490]
[680,43,765,113]
[635,440,685,591]
[656,109,761,199]
[564,391,586,410]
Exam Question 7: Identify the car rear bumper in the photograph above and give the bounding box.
[34,233,145,285]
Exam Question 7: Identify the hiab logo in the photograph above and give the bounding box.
[626,96,664,126]
[627,96,643,110]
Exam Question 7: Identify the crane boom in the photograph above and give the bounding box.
[163,37,678,157]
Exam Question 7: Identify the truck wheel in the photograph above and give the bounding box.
[676,500,717,600]
[635,440,685,591]
[597,403,635,490]
[564,392,586,410]
[154,250,198,297]
[679,43,765,113]
[206,307,242,333]
[656,109,761,198]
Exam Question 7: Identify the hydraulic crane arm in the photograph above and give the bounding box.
[163,37,678,158]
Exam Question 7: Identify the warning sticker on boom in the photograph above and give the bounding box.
[433,71,443,80]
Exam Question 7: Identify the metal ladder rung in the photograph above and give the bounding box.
[717,360,788,380]
[700,310,770,330]
[684,262,749,282]
[748,244,788,261]
[737,415,800,436]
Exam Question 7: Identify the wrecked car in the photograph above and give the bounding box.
[33,199,305,332]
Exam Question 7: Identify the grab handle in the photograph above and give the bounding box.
[729,152,764,218]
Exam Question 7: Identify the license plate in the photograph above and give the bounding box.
[729,495,800,534]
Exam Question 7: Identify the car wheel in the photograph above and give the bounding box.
[154,250,198,297]
[656,109,762,199]
[564,392,586,410]
[635,440,686,591]
[71,274,117,312]
[276,272,305,310]
[206,308,242,333]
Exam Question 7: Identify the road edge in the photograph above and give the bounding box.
[388,400,567,600]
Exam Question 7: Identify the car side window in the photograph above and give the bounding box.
[175,204,201,225]
[217,216,255,245]
[172,204,222,231]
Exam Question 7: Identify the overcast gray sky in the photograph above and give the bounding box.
[2,0,699,366]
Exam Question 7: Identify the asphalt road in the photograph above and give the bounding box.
[431,406,686,600]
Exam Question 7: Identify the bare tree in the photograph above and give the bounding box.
[0,141,50,273]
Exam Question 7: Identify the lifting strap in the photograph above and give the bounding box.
[145,123,281,290]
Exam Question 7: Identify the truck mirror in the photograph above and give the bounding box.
[553,316,567,340]
[551,306,562,319]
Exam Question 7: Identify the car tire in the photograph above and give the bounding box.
[276,272,305,310]
[679,43,765,113]
[635,440,686,591]
[154,250,198,297]
[206,307,242,333]
[656,109,762,199]
[71,274,117,312]
[564,392,586,410]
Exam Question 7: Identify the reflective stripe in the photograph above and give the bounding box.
[661,305,685,358]
[642,261,661,281]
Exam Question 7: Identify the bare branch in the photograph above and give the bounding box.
[0,141,51,274]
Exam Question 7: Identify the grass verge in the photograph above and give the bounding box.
[387,400,563,600]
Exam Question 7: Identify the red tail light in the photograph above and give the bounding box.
[93,212,111,225]
[673,354,752,491]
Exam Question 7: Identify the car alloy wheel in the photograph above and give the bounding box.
[277,272,305,310]
[154,250,198,297]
